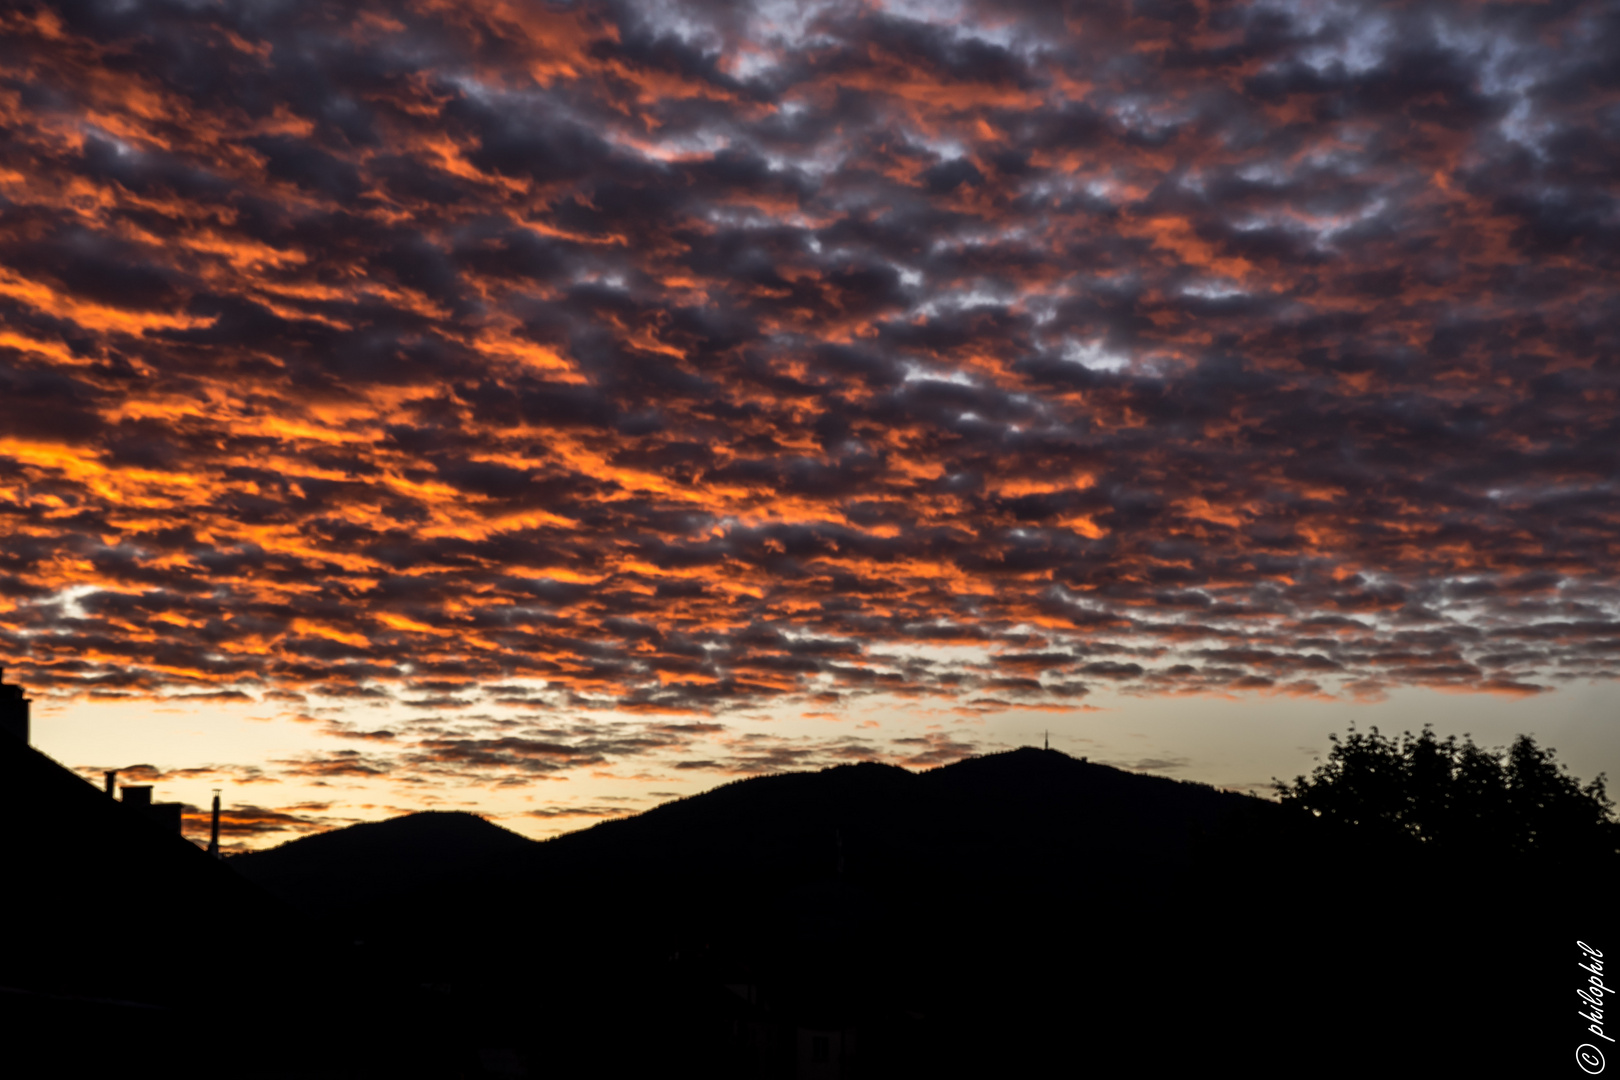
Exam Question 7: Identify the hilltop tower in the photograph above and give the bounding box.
[0,667,30,743]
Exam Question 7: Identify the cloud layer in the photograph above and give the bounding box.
[3,0,1618,803]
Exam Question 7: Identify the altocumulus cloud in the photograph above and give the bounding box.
[1,0,1618,786]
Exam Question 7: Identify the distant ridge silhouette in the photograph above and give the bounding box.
[234,748,1258,935]
[231,809,537,915]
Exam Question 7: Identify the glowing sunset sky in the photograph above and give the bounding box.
[3,0,1618,849]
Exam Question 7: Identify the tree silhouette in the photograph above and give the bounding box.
[1274,725,1619,863]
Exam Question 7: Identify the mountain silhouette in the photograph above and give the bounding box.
[212,750,1398,1075]
[230,809,537,916]
[430,749,1255,938]
[228,749,1283,1075]
[236,748,1260,963]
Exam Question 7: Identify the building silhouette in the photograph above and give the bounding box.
[1,666,30,743]
[118,781,185,834]
[2,670,187,835]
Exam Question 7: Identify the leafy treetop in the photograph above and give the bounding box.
[1274,726,1618,861]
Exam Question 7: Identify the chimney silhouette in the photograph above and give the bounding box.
[0,666,30,744]
[208,789,222,859]
[105,770,118,796]
[119,782,183,833]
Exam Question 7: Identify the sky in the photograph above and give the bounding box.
[2,0,1618,851]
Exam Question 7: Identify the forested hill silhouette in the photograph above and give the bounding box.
[232,748,1253,928]
[432,748,1271,949]
[231,748,1293,1076]
[230,809,537,915]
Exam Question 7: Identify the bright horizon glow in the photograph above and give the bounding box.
[28,679,1620,851]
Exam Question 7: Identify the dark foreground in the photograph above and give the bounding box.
[2,738,1602,1077]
